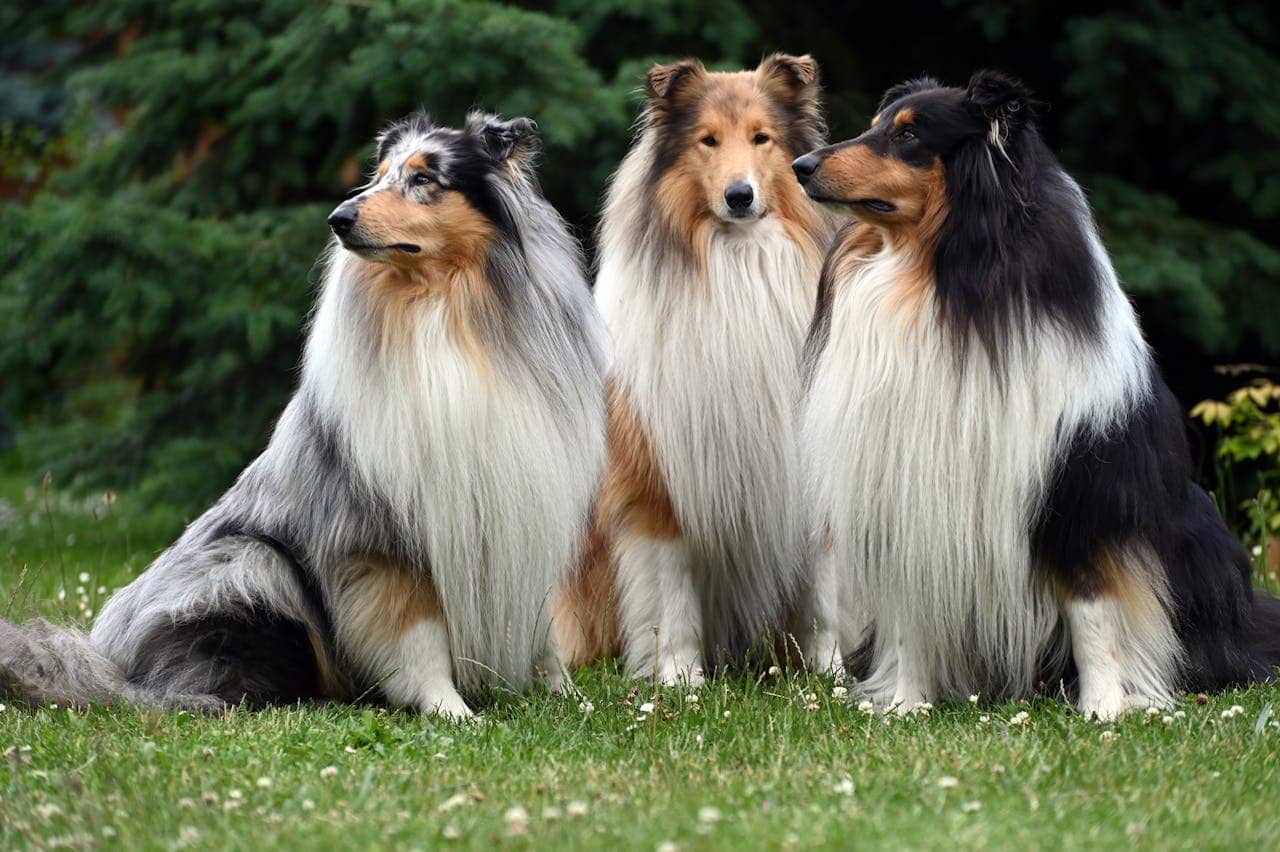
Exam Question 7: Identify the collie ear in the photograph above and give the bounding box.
[757,53,825,151]
[644,59,705,102]
[966,70,1036,128]
[875,77,941,116]
[467,112,538,164]
[757,52,819,90]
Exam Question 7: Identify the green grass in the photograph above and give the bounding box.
[2,462,1279,850]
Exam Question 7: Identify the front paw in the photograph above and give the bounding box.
[806,632,844,677]
[422,690,474,720]
[1078,690,1169,722]
[656,660,705,687]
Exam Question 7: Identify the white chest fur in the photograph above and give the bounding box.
[306,267,602,688]
[598,218,820,587]
[802,236,1149,697]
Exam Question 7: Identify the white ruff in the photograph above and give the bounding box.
[803,216,1153,701]
[303,250,605,690]
[598,210,822,659]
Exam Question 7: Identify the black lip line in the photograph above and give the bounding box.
[803,192,897,214]
[340,241,422,254]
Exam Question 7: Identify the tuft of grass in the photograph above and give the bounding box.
[2,462,1279,849]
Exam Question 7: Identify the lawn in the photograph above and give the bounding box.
[2,462,1279,850]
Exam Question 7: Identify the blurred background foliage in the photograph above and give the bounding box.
[2,0,1278,554]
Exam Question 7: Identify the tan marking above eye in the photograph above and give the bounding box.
[403,153,431,175]
[894,108,915,127]
[871,113,881,126]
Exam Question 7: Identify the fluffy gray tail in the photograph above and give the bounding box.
[0,617,223,713]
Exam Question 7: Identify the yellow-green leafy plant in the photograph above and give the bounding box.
[1192,373,1280,581]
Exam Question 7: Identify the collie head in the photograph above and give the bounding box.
[795,71,1108,358]
[606,54,827,269]
[328,110,539,271]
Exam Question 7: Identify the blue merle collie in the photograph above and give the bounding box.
[792,71,1280,719]
[0,112,608,717]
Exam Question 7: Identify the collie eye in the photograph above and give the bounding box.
[410,172,433,187]
[896,128,917,143]
[701,135,718,147]
[753,133,770,145]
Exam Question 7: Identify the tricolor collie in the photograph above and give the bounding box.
[563,55,835,682]
[794,72,1280,718]
[0,112,607,717]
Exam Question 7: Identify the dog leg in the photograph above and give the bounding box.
[333,557,472,719]
[615,532,703,685]
[537,628,573,696]
[1064,597,1129,721]
[1063,545,1179,721]
[804,546,844,676]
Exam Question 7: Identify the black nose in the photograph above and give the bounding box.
[792,155,820,185]
[328,206,358,237]
[724,181,754,210]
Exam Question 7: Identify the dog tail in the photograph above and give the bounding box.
[0,617,129,707]
[0,617,222,712]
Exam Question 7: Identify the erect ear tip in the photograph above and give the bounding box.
[966,69,1033,110]
[761,53,819,85]
[645,59,703,100]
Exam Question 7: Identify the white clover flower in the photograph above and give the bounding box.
[302,800,315,811]
[832,686,848,700]
[1174,710,1186,719]
[912,701,933,715]
[1145,707,1160,718]
[437,793,470,813]
[978,715,990,725]
[256,777,272,788]
[767,666,780,676]
[639,702,655,714]
[578,700,594,714]
[1099,730,1116,742]
[319,766,338,779]
[1009,711,1030,726]
[858,700,874,714]
[722,711,731,719]
[566,800,589,817]
[78,572,91,583]
[657,842,680,852]
[1161,715,1174,724]
[961,801,982,813]
[936,776,959,789]
[442,823,462,840]
[1252,545,1263,557]
[697,806,722,824]
[57,588,67,601]
[227,789,244,800]
[686,692,699,704]
[834,779,855,796]
[76,585,86,595]
[503,806,529,836]
[968,694,979,704]
[543,806,562,821]
[97,586,107,595]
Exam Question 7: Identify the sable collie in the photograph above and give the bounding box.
[561,55,834,682]
[0,112,607,716]
[793,72,1280,719]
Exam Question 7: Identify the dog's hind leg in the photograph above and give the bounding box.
[1062,544,1179,721]
[332,556,471,718]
